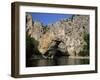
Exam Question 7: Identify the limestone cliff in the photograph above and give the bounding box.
[26,13,89,57]
[26,13,43,41]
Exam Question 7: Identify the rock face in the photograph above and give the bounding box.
[26,13,89,57]
[26,14,43,41]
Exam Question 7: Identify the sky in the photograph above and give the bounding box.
[30,12,73,26]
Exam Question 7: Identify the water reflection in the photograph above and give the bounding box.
[27,56,89,67]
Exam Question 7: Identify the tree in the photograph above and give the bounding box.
[26,35,41,66]
[79,33,89,56]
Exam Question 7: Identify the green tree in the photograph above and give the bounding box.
[26,35,41,66]
[79,33,89,56]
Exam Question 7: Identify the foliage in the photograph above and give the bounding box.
[79,33,89,56]
[26,35,41,62]
[43,25,48,34]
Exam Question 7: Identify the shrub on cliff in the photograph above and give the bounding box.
[26,35,41,64]
[79,33,89,56]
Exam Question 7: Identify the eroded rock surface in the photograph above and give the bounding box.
[26,13,89,57]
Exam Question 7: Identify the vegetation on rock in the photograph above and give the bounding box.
[79,33,89,56]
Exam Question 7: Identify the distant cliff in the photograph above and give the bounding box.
[26,13,89,57]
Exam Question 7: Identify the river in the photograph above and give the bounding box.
[27,56,89,67]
